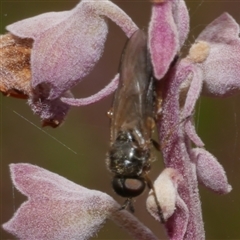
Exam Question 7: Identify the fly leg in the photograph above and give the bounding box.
[119,198,135,213]
[151,139,161,151]
[143,172,165,223]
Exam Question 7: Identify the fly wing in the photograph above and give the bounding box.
[110,30,155,144]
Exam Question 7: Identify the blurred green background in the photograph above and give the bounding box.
[1,0,240,239]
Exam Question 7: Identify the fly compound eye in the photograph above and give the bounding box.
[112,177,146,198]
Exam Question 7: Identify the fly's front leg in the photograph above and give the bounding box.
[119,198,135,213]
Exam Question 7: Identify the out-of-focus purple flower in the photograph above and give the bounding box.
[3,164,159,240]
[2,0,138,126]
[147,12,239,240]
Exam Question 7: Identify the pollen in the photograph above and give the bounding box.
[188,41,210,63]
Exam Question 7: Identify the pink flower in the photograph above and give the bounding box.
[2,1,240,239]
[3,164,158,240]
[148,0,189,79]
[1,0,138,126]
[147,12,238,239]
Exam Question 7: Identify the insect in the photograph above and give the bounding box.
[106,29,164,222]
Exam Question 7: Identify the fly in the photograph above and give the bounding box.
[106,30,165,223]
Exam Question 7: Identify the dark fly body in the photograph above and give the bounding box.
[106,30,164,222]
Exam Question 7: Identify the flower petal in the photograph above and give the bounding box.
[196,13,240,97]
[191,148,232,194]
[91,0,138,38]
[7,0,137,100]
[61,74,119,106]
[157,60,205,239]
[0,33,71,127]
[184,120,204,147]
[181,64,203,118]
[171,0,189,48]
[148,0,189,79]
[2,163,117,240]
[165,196,189,240]
[110,210,159,240]
[197,13,239,44]
[178,62,204,147]
[146,168,183,221]
[29,90,73,127]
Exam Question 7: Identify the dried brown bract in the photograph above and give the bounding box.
[0,33,33,99]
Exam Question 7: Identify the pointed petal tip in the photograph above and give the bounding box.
[192,148,232,194]
[4,163,120,240]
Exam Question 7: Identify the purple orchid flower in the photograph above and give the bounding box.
[2,0,240,239]
[146,12,239,240]
[1,0,138,127]
[3,163,159,240]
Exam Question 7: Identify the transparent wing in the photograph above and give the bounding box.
[110,30,155,145]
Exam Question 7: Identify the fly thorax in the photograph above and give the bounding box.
[108,131,150,176]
